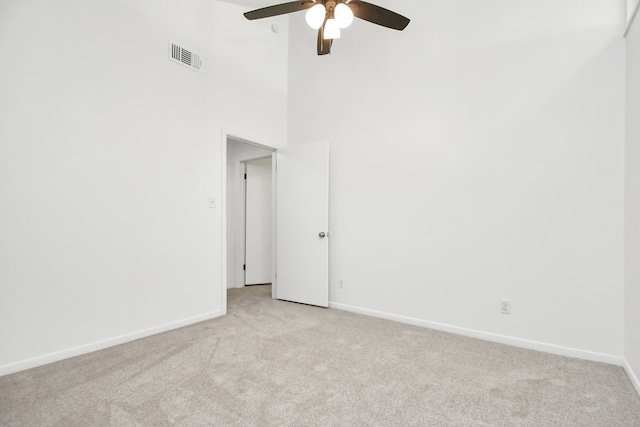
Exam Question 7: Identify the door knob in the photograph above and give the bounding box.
[318,232,326,238]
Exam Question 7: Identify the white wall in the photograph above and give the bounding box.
[625,5,640,394]
[226,139,273,288]
[0,0,630,376]
[0,0,288,374]
[288,0,625,360]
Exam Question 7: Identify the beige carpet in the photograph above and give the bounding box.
[1,284,639,426]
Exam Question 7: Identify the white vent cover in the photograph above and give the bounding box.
[169,40,203,72]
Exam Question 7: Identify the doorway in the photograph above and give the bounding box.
[225,137,274,293]
[222,133,330,315]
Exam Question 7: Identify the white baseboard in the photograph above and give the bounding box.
[624,359,640,397]
[329,302,624,366]
[0,310,223,377]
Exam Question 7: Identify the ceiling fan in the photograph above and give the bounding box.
[244,0,410,55]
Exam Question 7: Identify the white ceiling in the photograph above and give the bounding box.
[218,0,278,9]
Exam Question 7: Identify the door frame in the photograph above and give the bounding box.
[221,129,278,315]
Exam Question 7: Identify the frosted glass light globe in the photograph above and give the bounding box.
[335,3,354,28]
[323,18,341,39]
[305,4,327,30]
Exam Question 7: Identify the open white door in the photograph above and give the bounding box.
[276,141,329,307]
[245,158,272,285]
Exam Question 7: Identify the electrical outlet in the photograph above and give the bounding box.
[500,299,511,314]
[339,279,344,289]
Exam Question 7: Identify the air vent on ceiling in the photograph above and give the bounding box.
[169,40,203,73]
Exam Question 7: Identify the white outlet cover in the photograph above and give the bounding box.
[500,300,511,314]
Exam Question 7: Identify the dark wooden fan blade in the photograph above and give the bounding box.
[349,1,410,30]
[244,1,314,20]
[317,24,332,55]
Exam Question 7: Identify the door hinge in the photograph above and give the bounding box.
[244,173,247,179]
[243,264,246,271]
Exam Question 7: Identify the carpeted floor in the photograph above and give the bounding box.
[1,284,640,426]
